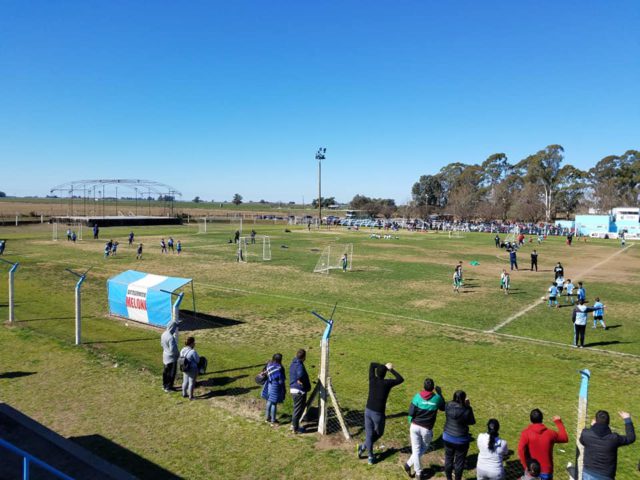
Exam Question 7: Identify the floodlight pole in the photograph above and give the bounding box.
[66,268,90,345]
[0,259,19,324]
[316,148,326,229]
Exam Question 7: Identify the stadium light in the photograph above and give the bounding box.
[0,258,19,324]
[316,148,326,228]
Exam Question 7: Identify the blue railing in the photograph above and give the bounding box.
[0,437,75,480]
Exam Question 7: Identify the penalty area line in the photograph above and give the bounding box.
[488,243,635,333]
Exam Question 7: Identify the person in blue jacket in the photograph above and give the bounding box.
[509,249,518,271]
[289,349,311,434]
[262,353,286,425]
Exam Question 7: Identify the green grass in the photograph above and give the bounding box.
[0,224,639,479]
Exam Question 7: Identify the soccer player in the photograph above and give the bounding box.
[548,282,558,307]
[357,362,404,465]
[502,272,510,295]
[342,253,348,272]
[554,262,564,280]
[564,279,575,305]
[136,243,143,259]
[176,240,182,255]
[592,297,606,330]
[0,239,5,255]
[494,234,500,248]
[453,270,461,293]
[168,237,174,253]
[530,249,538,271]
[160,238,167,254]
[509,249,518,271]
[111,241,118,256]
[128,231,134,246]
[457,261,464,284]
[577,282,586,303]
[555,275,564,297]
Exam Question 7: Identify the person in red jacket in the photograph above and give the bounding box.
[518,408,568,479]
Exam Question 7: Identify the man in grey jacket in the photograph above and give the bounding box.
[161,321,179,392]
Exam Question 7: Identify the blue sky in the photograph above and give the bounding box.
[1,1,638,203]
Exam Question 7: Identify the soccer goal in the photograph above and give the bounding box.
[504,225,520,244]
[262,235,271,261]
[448,230,464,239]
[53,223,83,241]
[236,237,248,263]
[313,244,353,274]
[230,215,243,236]
[197,217,208,234]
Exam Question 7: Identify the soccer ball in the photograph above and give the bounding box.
[541,296,546,300]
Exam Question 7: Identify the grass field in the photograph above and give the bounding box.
[0,223,639,479]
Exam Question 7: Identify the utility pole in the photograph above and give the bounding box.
[316,148,326,228]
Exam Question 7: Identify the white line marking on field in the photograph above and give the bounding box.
[488,244,635,333]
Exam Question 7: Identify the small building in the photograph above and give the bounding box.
[574,215,613,238]
[575,207,640,239]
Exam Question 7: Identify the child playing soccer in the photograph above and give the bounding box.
[341,253,348,272]
[592,297,606,329]
[136,243,143,260]
[564,279,575,305]
[548,282,559,307]
[502,272,511,295]
[577,282,586,303]
[176,240,182,255]
[453,269,461,293]
[555,275,564,297]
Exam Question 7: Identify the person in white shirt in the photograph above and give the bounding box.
[476,418,509,479]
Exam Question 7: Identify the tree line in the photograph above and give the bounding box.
[408,146,639,222]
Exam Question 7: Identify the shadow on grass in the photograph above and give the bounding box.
[603,324,622,330]
[197,374,248,388]
[209,363,265,375]
[16,316,75,322]
[84,337,157,345]
[585,340,628,348]
[0,371,36,379]
[197,385,260,399]
[179,310,244,331]
[70,434,181,480]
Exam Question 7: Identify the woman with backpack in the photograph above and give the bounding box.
[476,418,509,479]
[179,337,200,400]
[443,390,476,480]
[261,353,286,425]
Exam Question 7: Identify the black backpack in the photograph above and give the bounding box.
[178,353,190,372]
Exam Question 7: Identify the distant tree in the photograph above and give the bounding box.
[0,191,6,198]
[192,196,201,203]
[311,197,335,208]
[509,183,545,222]
[157,195,175,202]
[232,194,243,205]
[411,175,444,207]
[259,199,267,204]
[555,165,587,217]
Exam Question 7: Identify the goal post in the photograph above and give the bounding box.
[448,230,464,239]
[262,235,271,261]
[505,225,520,244]
[197,217,208,234]
[236,237,248,263]
[313,244,353,274]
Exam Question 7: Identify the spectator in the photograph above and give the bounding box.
[510,249,518,271]
[160,321,179,392]
[443,390,476,480]
[572,299,597,348]
[289,349,311,434]
[179,336,200,400]
[261,353,286,425]
[518,408,568,479]
[521,459,541,480]
[476,418,508,480]
[357,362,404,465]
[580,410,635,480]
[250,229,256,244]
[403,378,445,479]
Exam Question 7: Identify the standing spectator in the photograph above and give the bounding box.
[168,237,174,253]
[357,362,404,465]
[554,263,564,280]
[530,250,538,271]
[580,410,635,480]
[179,336,200,400]
[136,243,143,260]
[509,249,518,271]
[572,299,597,348]
[443,390,476,480]
[176,240,182,255]
[261,353,286,425]
[592,297,606,330]
[128,231,134,246]
[93,224,99,240]
[160,238,167,254]
[518,408,568,479]
[476,418,509,480]
[403,378,445,479]
[160,321,179,392]
[289,349,311,434]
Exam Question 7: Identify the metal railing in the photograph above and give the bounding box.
[0,437,75,480]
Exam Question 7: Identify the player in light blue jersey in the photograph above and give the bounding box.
[577,282,586,302]
[548,282,559,307]
[592,297,607,330]
[564,279,575,305]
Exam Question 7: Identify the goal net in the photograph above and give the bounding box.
[230,215,243,236]
[236,237,248,263]
[313,244,353,274]
[262,236,271,261]
[53,223,83,241]
[505,225,520,244]
[448,230,464,239]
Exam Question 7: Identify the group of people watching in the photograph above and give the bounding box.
[360,364,635,480]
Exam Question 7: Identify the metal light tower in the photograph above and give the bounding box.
[316,148,326,228]
[0,259,19,324]
[66,267,91,345]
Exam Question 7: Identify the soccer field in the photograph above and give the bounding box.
[0,223,638,479]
